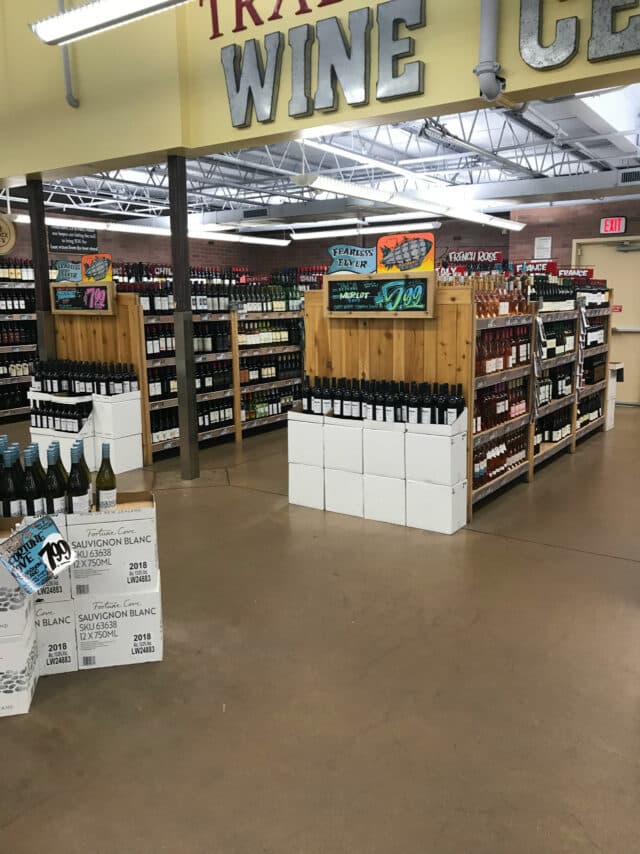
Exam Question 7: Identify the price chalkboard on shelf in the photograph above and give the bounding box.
[325,271,436,319]
[48,226,98,254]
[50,281,116,316]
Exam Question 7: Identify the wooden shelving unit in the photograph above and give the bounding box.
[470,299,612,514]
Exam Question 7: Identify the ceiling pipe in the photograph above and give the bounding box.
[59,0,79,108]
[473,0,505,101]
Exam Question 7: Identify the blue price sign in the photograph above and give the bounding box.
[0,517,76,596]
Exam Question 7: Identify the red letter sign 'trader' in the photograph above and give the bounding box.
[203,0,345,39]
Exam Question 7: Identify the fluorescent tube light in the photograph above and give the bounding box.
[291,222,442,241]
[293,175,526,232]
[31,0,193,47]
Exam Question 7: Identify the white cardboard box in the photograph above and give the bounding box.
[323,420,363,474]
[31,426,98,472]
[405,431,468,486]
[0,623,38,718]
[93,392,143,439]
[406,480,468,536]
[94,433,143,475]
[364,475,406,527]
[35,600,78,676]
[289,463,324,511]
[325,469,364,518]
[606,407,615,432]
[68,492,159,598]
[363,421,406,479]
[75,583,163,670]
[406,409,468,438]
[0,569,32,638]
[287,410,324,467]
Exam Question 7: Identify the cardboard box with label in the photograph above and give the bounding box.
[75,583,163,670]
[0,623,38,718]
[68,493,159,598]
[35,600,78,676]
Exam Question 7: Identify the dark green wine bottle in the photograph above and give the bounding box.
[96,443,117,512]
[67,445,90,515]
[0,449,21,518]
[23,449,44,518]
[44,446,67,515]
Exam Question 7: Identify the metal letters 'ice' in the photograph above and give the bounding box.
[315,8,372,111]
[589,0,640,61]
[519,0,579,69]
[222,32,284,128]
[377,0,426,101]
[289,24,315,117]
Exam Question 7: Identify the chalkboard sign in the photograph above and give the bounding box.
[50,281,116,316]
[325,272,436,319]
[48,227,99,254]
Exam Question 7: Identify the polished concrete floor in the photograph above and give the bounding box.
[1,409,640,853]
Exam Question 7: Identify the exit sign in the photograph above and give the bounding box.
[600,216,627,235]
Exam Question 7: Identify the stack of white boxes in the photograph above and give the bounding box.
[30,391,143,474]
[606,362,624,432]
[289,409,468,535]
[0,567,38,718]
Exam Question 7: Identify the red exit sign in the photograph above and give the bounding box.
[600,217,627,235]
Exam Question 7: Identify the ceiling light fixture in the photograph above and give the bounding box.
[291,222,442,241]
[293,175,526,232]
[30,0,193,47]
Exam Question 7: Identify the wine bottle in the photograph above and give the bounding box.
[51,441,69,488]
[0,449,21,518]
[67,445,90,514]
[23,448,44,517]
[44,446,67,514]
[96,443,117,512]
[75,439,93,509]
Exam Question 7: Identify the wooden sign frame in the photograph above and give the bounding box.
[324,271,436,320]
[50,281,117,317]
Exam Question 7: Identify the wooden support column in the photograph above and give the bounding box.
[168,154,199,481]
[26,179,56,360]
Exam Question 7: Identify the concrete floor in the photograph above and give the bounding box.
[1,409,639,853]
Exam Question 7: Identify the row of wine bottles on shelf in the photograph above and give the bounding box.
[585,321,607,348]
[0,323,37,346]
[238,320,302,348]
[30,400,92,434]
[473,428,528,488]
[538,367,573,405]
[583,355,606,386]
[145,323,232,357]
[475,327,532,377]
[578,394,604,428]
[0,437,117,518]
[302,377,466,426]
[0,290,36,313]
[152,401,235,444]
[148,363,234,400]
[0,356,34,379]
[32,361,139,397]
[241,386,300,422]
[541,322,576,359]
[0,259,35,281]
[0,388,28,413]
[473,380,528,434]
[240,353,302,386]
[534,411,572,450]
[475,279,531,319]
[530,279,576,309]
[114,262,326,287]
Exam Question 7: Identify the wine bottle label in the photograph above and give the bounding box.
[447,408,457,426]
[98,489,117,512]
[9,500,22,517]
[71,493,90,514]
[51,496,67,513]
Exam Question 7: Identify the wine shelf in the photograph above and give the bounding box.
[149,398,178,412]
[147,356,176,368]
[240,311,303,321]
[0,283,34,290]
[197,388,234,403]
[0,344,37,354]
[472,462,529,505]
[242,412,289,431]
[241,377,302,395]
[240,345,301,358]
[475,364,531,391]
[576,415,606,440]
[198,424,235,443]
[0,375,32,386]
[578,380,607,400]
[473,413,530,447]
[585,307,611,318]
[584,343,609,358]
[0,314,36,322]
[194,351,233,364]
[540,352,576,370]
[0,406,31,419]
[476,314,533,331]
[144,313,231,324]
[536,395,575,419]
[534,435,574,467]
[152,437,180,453]
[539,309,579,322]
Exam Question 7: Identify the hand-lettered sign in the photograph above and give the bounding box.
[328,244,377,274]
[325,272,435,319]
[377,232,435,274]
[51,281,116,316]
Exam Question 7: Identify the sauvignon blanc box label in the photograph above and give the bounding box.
[35,600,78,676]
[69,518,159,598]
[75,590,163,670]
